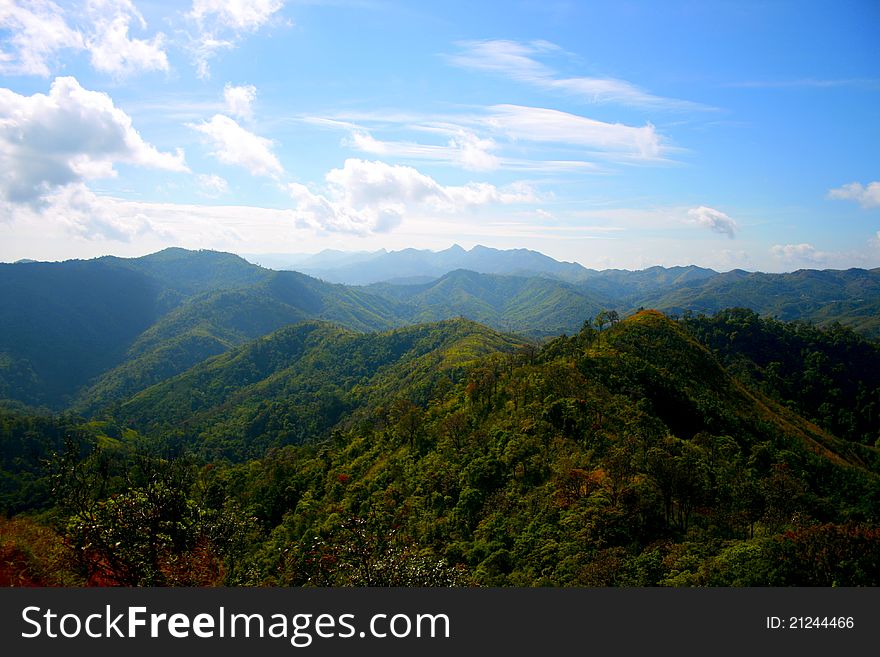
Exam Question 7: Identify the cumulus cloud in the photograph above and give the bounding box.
[288,158,536,235]
[687,206,738,238]
[0,0,84,76]
[187,0,285,78]
[2,181,167,241]
[449,39,710,111]
[223,82,256,119]
[0,76,187,205]
[0,0,168,78]
[770,243,828,264]
[827,181,880,209]
[188,114,283,178]
[84,0,168,77]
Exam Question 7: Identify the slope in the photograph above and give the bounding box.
[641,267,880,338]
[116,318,527,459]
[224,309,880,586]
[73,269,408,414]
[368,269,609,337]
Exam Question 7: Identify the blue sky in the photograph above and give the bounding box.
[1,0,878,271]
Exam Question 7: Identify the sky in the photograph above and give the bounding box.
[0,0,878,272]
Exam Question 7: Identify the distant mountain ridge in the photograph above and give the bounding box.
[249,244,594,284]
[3,246,880,413]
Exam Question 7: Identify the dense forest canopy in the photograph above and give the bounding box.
[2,299,879,586]
[2,250,880,586]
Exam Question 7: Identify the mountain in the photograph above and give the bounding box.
[368,268,608,338]
[275,244,592,284]
[73,269,407,414]
[3,305,880,587]
[643,267,880,338]
[5,247,880,416]
[681,307,880,446]
[7,247,604,412]
[0,249,407,411]
[0,258,173,408]
[578,264,718,299]
[117,318,526,459]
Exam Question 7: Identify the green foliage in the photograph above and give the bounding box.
[646,268,880,338]
[3,298,880,587]
[681,308,880,445]
[118,319,525,460]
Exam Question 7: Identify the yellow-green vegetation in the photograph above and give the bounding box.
[4,309,878,586]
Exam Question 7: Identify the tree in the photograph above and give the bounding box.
[390,398,424,450]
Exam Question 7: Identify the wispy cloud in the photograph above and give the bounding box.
[306,102,668,175]
[186,0,287,78]
[570,205,738,238]
[484,104,664,160]
[196,173,229,197]
[84,0,169,77]
[344,127,501,171]
[827,181,880,209]
[0,0,84,76]
[448,39,712,111]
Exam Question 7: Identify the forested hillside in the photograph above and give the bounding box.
[2,310,878,587]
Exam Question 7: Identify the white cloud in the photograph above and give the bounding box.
[196,173,228,196]
[345,127,500,171]
[288,158,536,235]
[187,0,286,78]
[188,114,283,177]
[447,39,554,80]
[770,243,829,264]
[687,206,738,238]
[223,82,256,119]
[485,105,663,160]
[313,103,667,172]
[0,76,187,205]
[2,181,166,241]
[189,0,284,31]
[84,0,168,77]
[326,104,666,167]
[827,181,880,209]
[0,0,168,78]
[449,39,710,111]
[0,0,84,76]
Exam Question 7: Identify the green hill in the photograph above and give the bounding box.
[3,310,880,586]
[368,269,608,338]
[204,309,878,586]
[642,267,880,338]
[117,318,526,459]
[5,248,880,420]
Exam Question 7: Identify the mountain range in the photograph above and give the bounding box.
[3,246,880,412]
[2,246,880,587]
